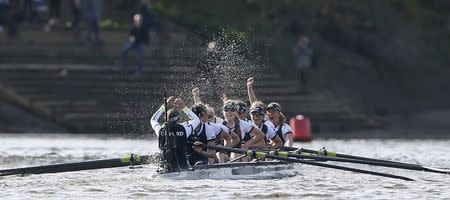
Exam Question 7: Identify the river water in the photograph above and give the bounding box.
[0,134,449,200]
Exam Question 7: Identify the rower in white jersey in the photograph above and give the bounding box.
[246,77,294,147]
[220,93,250,122]
[266,102,294,147]
[249,106,283,149]
[190,104,242,164]
[235,100,250,122]
[183,104,217,166]
[192,87,225,124]
[221,100,265,160]
[191,88,240,163]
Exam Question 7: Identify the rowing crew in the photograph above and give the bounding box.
[150,77,294,173]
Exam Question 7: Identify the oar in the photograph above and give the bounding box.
[227,154,247,163]
[283,147,450,174]
[0,154,151,176]
[282,147,402,163]
[200,144,414,181]
[272,150,450,174]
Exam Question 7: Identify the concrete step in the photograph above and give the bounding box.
[0,30,190,45]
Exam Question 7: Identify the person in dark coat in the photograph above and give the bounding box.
[121,14,148,75]
[293,35,317,94]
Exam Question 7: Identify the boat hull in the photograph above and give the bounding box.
[156,161,300,180]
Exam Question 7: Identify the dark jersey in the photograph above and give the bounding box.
[158,123,188,172]
[186,123,209,166]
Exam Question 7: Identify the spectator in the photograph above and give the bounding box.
[121,14,147,76]
[81,0,102,45]
[293,34,316,94]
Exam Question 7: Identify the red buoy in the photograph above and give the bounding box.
[290,115,312,142]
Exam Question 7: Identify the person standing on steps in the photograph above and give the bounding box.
[121,13,148,76]
[293,34,317,94]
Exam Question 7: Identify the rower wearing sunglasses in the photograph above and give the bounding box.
[249,106,283,149]
[246,77,294,147]
[191,87,240,163]
[184,104,217,166]
[221,100,265,160]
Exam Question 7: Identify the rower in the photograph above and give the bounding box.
[246,77,294,147]
[222,100,265,160]
[192,87,225,124]
[249,106,283,149]
[266,102,293,147]
[150,97,200,173]
[235,100,250,122]
[186,104,217,166]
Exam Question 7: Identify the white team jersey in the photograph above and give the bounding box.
[150,105,200,138]
[264,120,275,130]
[223,119,255,139]
[254,122,277,141]
[183,121,216,141]
[207,122,227,137]
[203,123,217,141]
[213,116,224,124]
[275,123,293,139]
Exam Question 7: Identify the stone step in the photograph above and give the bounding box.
[5,80,291,93]
[0,63,274,70]
[0,30,190,45]
[0,48,200,61]
[0,70,279,81]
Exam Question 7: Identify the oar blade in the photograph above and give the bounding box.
[422,166,450,174]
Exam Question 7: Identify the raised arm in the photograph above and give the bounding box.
[220,92,229,103]
[191,87,203,105]
[175,98,201,135]
[247,77,259,104]
[150,96,175,136]
[150,105,165,135]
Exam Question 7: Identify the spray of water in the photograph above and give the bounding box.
[110,29,270,136]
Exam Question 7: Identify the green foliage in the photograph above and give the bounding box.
[100,19,125,30]
[152,1,165,14]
